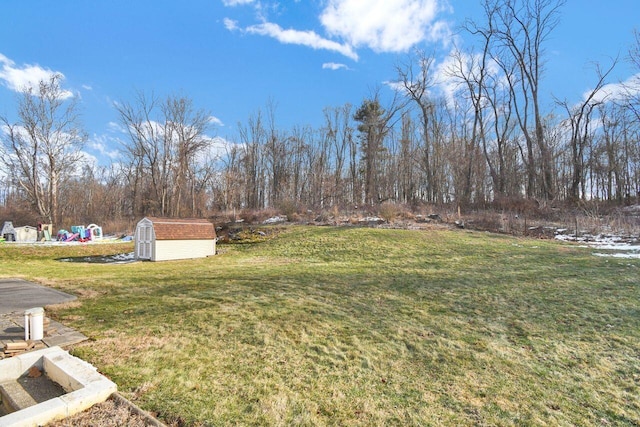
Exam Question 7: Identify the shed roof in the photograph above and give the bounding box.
[143,217,216,240]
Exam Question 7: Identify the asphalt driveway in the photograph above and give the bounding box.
[0,278,77,314]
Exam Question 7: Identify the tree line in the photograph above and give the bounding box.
[1,0,639,229]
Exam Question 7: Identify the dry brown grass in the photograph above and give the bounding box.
[45,396,153,427]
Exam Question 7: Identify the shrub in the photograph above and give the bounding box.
[277,199,298,218]
[315,211,330,223]
[378,202,400,223]
[239,208,278,224]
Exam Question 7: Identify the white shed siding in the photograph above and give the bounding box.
[134,217,216,262]
[153,239,215,262]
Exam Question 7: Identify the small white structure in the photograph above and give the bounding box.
[87,223,103,241]
[15,225,38,242]
[135,217,216,262]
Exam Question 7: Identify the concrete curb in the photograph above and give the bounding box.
[0,347,116,427]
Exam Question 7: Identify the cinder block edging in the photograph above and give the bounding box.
[0,346,116,427]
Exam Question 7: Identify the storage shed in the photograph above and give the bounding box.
[1,221,16,241]
[135,217,216,262]
[15,225,38,242]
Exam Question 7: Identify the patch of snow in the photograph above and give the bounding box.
[555,230,640,259]
[554,234,574,242]
[58,252,136,264]
[263,216,287,224]
[588,242,639,251]
[593,252,640,259]
[360,216,384,222]
[111,252,136,262]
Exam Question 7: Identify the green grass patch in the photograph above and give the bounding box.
[1,227,639,426]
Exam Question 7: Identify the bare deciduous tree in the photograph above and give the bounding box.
[558,61,616,201]
[238,110,266,210]
[457,11,518,200]
[624,29,640,122]
[116,91,213,217]
[323,104,353,206]
[0,74,87,225]
[489,0,565,200]
[395,50,439,202]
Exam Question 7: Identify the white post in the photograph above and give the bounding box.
[30,307,44,340]
[24,307,44,340]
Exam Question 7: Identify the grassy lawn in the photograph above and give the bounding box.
[1,226,639,426]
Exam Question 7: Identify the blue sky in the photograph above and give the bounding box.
[1,0,638,165]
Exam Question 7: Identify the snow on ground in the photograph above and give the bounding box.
[58,252,136,264]
[593,252,640,259]
[555,232,640,259]
[263,216,288,224]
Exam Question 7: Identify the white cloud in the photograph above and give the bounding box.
[225,1,453,65]
[193,135,244,166]
[107,121,125,133]
[222,0,255,6]
[385,50,458,105]
[384,79,407,93]
[209,135,237,159]
[244,21,359,60]
[437,51,482,104]
[88,134,121,161]
[428,19,453,46]
[82,84,93,91]
[224,18,239,31]
[322,62,349,71]
[587,82,624,104]
[77,151,100,173]
[588,72,640,104]
[0,53,73,99]
[222,0,270,22]
[433,49,508,108]
[208,115,225,126]
[0,123,92,176]
[320,0,449,53]
[0,122,80,148]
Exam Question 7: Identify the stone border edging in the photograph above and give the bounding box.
[110,392,168,427]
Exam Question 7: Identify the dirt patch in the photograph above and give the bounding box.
[45,300,83,312]
[45,395,161,427]
[217,225,284,243]
[74,288,105,299]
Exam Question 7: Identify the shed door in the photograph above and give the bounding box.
[136,224,153,260]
